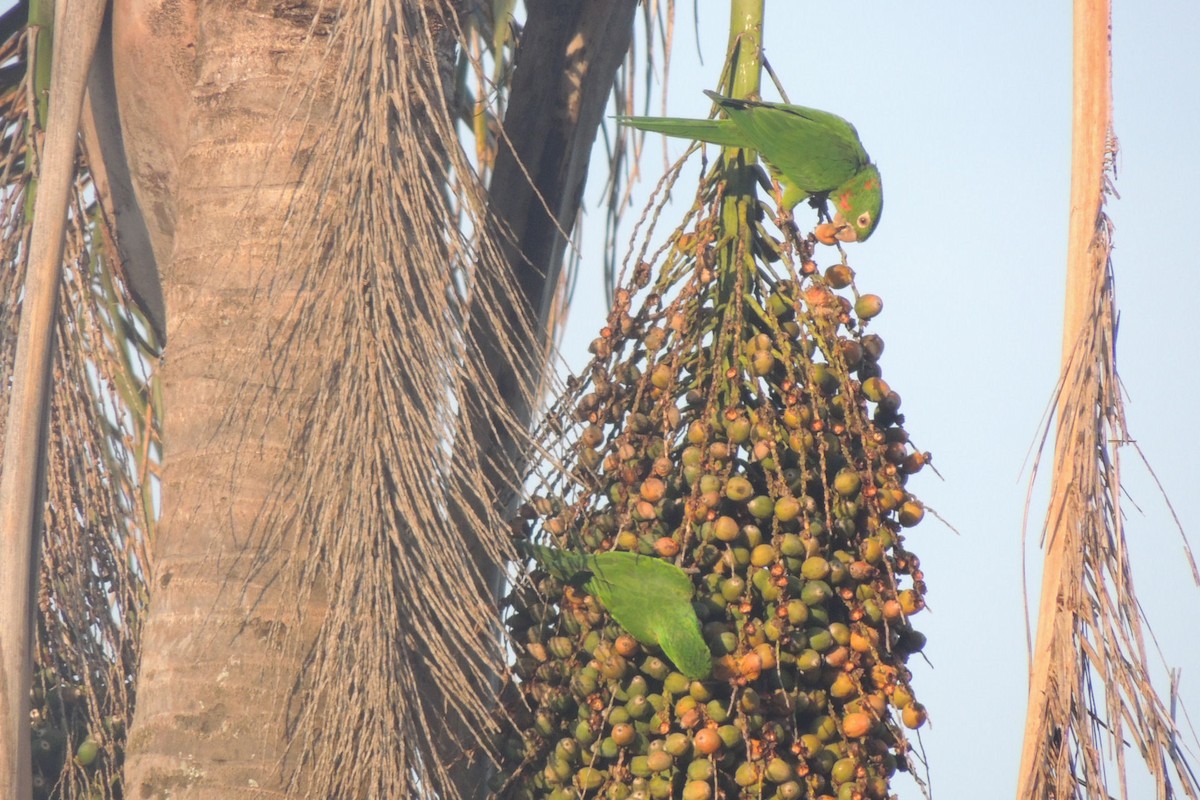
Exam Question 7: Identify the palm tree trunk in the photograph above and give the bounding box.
[121,7,333,796]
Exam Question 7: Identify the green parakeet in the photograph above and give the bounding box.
[618,90,883,242]
[522,543,712,679]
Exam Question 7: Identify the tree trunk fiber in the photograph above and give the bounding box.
[113,1,639,796]
[120,5,331,797]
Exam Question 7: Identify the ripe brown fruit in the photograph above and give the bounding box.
[815,222,839,245]
[693,727,722,755]
[841,711,873,738]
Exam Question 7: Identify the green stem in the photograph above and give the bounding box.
[717,0,764,275]
[721,0,763,210]
[24,0,54,221]
[726,0,763,101]
[714,0,765,407]
[28,0,53,128]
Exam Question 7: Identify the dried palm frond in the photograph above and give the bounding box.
[1020,14,1200,790]
[243,1,647,797]
[1022,193,1199,799]
[2,9,157,798]
[598,0,677,306]
[36,184,156,800]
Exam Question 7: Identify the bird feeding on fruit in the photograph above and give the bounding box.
[521,542,713,680]
[618,91,882,242]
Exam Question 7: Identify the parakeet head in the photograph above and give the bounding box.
[831,164,883,242]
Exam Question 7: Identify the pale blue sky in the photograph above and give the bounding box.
[563,1,1200,796]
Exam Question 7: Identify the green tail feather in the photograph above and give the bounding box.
[615,116,748,149]
[520,542,592,581]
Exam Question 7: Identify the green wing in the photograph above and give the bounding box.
[703,91,869,195]
[619,92,881,236]
[653,606,713,679]
[588,554,710,679]
[615,115,750,149]
[523,545,710,677]
[585,552,694,646]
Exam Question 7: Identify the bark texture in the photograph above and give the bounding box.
[120,4,332,797]
[111,2,641,797]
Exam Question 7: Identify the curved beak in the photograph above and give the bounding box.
[831,213,858,243]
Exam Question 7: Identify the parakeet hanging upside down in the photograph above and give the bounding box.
[522,543,712,679]
[618,90,883,242]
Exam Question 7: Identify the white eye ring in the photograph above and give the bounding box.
[857,212,872,229]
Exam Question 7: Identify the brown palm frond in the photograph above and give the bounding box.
[0,8,29,380]
[1019,5,1200,791]
[1021,197,1199,799]
[233,2,594,797]
[599,0,677,305]
[2,12,157,799]
[37,179,156,800]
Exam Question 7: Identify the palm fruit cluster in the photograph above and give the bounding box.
[497,183,931,799]
[29,667,116,799]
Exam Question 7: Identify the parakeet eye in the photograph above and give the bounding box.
[857,212,872,229]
